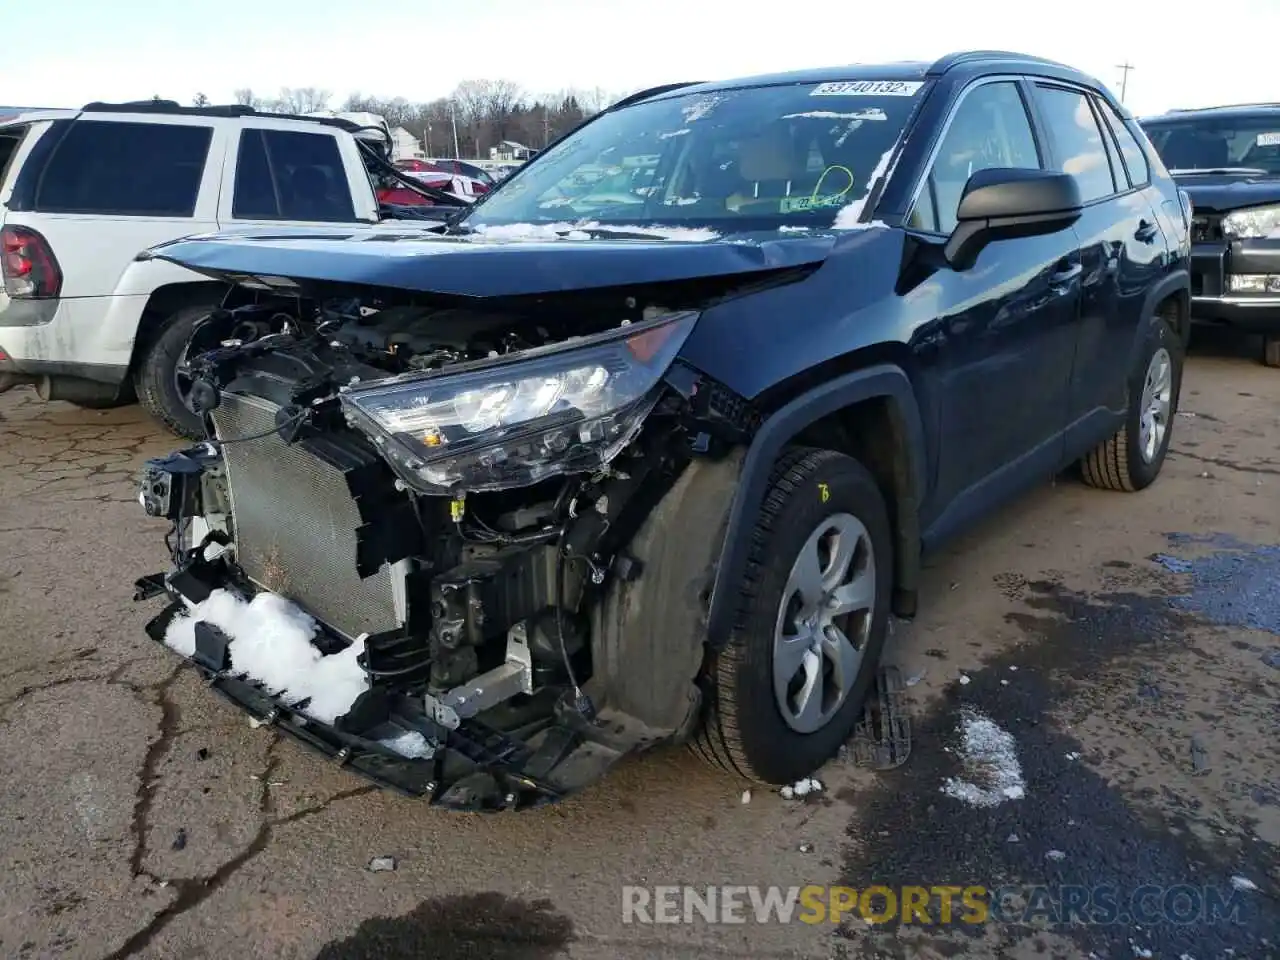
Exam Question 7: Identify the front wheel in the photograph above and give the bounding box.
[133,304,215,440]
[692,447,894,784]
[1081,318,1183,492]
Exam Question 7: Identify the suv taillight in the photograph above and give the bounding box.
[1,225,62,299]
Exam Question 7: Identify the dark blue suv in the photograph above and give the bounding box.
[134,50,1191,810]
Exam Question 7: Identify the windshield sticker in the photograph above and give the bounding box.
[1256,132,1280,147]
[779,194,846,213]
[811,80,923,97]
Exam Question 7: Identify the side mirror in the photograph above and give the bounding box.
[944,168,1083,270]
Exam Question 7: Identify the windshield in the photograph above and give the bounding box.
[1141,114,1280,176]
[462,80,926,235]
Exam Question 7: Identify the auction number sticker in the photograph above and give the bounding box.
[811,80,923,97]
[1255,131,1280,147]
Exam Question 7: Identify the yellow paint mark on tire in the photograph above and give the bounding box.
[818,482,830,503]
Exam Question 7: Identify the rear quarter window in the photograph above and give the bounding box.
[33,120,212,216]
[0,124,29,193]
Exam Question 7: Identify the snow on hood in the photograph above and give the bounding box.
[472,220,719,242]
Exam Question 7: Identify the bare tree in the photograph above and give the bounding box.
[192,92,210,108]
[273,87,332,114]
[233,88,262,109]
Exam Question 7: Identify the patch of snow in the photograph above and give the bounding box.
[781,108,887,121]
[940,707,1027,808]
[1130,942,1154,959]
[778,225,811,233]
[1066,752,1081,761]
[659,128,690,139]
[663,196,700,206]
[473,220,717,243]
[1046,849,1066,861]
[378,730,434,759]
[781,777,824,800]
[1230,875,1258,892]
[163,588,370,725]
[740,790,752,804]
[682,97,723,124]
[1009,665,1019,672]
[368,856,397,872]
[832,147,894,229]
[958,674,971,685]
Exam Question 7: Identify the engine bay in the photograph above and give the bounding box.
[135,284,758,809]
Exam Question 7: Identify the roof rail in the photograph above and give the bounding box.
[75,100,373,134]
[928,50,1071,75]
[1165,101,1280,113]
[608,82,703,110]
[81,100,259,118]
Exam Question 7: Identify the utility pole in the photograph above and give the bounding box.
[424,122,431,158]
[1116,62,1135,103]
[543,106,550,148]
[450,99,461,158]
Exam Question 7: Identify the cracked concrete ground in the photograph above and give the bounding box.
[0,329,1276,960]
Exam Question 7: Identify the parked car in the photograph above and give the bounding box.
[430,157,497,187]
[0,100,465,436]
[132,51,1189,811]
[1140,103,1280,366]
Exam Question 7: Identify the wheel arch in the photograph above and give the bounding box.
[1130,269,1190,371]
[705,363,928,651]
[126,281,229,378]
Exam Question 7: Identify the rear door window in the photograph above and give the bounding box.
[1095,98,1150,187]
[1033,85,1117,203]
[232,129,356,222]
[33,120,212,216]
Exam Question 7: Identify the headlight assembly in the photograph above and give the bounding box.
[1221,203,1280,240]
[340,310,698,494]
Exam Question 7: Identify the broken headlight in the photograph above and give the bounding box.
[340,311,698,493]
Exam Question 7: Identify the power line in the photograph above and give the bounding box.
[1116,62,1135,103]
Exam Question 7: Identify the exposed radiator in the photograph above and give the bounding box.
[210,391,402,641]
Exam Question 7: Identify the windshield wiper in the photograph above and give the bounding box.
[1168,167,1271,176]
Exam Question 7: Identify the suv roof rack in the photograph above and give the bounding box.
[81,100,259,117]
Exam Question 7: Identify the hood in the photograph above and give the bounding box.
[145,224,838,299]
[1172,173,1280,214]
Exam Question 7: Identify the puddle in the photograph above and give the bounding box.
[313,892,575,960]
[839,580,1278,958]
[1152,533,1280,635]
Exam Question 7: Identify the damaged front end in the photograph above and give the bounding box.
[134,278,759,811]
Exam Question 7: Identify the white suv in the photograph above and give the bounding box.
[0,100,448,437]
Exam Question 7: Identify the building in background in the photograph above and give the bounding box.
[490,140,535,161]
[391,127,425,161]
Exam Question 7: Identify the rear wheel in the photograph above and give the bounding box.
[1263,334,1280,368]
[133,304,214,440]
[692,447,893,784]
[1081,318,1182,492]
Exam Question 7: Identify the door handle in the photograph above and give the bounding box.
[1135,219,1159,243]
[1049,262,1082,286]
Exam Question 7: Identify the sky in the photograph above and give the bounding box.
[3,0,1278,119]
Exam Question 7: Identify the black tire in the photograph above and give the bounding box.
[692,447,894,784]
[1263,334,1280,369]
[1081,317,1183,492]
[133,304,214,440]
[66,397,124,410]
